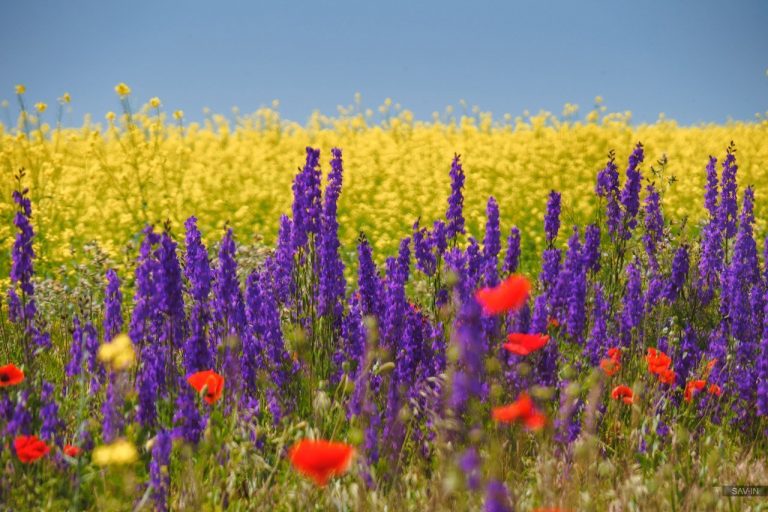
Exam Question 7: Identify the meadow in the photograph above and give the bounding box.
[1,86,768,510]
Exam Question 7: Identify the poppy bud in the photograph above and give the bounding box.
[517,362,532,377]
[375,362,395,375]
[561,364,577,381]
[484,356,501,375]
[530,385,555,401]
[313,390,330,413]
[348,428,364,445]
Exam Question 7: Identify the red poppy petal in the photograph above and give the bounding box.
[523,410,547,431]
[288,440,355,486]
[475,275,531,315]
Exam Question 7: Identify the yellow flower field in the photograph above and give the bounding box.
[1,94,767,281]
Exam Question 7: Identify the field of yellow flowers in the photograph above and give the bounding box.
[2,89,767,283]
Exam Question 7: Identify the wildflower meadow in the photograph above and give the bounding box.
[1,86,768,511]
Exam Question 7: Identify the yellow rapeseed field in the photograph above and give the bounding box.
[1,89,767,284]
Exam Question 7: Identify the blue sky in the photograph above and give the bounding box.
[1,0,766,125]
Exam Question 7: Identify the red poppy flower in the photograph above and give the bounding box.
[607,347,622,363]
[492,393,534,422]
[611,385,634,405]
[503,333,549,356]
[657,368,676,385]
[187,370,225,404]
[492,392,546,431]
[645,348,672,375]
[0,364,24,387]
[475,274,531,315]
[288,440,355,486]
[707,384,722,396]
[63,445,81,457]
[522,410,547,431]
[600,358,621,376]
[684,379,706,402]
[14,435,50,463]
[706,358,717,371]
[547,317,560,328]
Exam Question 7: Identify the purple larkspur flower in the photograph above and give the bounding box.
[645,272,664,312]
[40,381,63,444]
[129,227,162,350]
[273,214,294,303]
[482,196,501,286]
[502,226,521,275]
[340,294,366,381]
[65,316,84,377]
[136,344,160,429]
[150,430,172,512]
[8,186,50,352]
[544,190,561,244]
[381,238,410,352]
[564,228,587,341]
[642,184,664,268]
[757,287,768,416]
[173,384,204,444]
[451,299,485,412]
[212,228,246,392]
[158,231,186,348]
[183,217,213,373]
[676,325,698,389]
[431,219,448,258]
[698,219,723,304]
[725,187,759,343]
[446,154,466,240]
[484,479,513,512]
[104,269,123,339]
[357,234,383,318]
[704,156,719,217]
[584,285,608,365]
[291,147,322,250]
[540,248,561,292]
[101,373,124,443]
[718,148,738,240]
[663,245,689,303]
[84,322,104,388]
[620,260,643,347]
[596,152,621,239]
[459,448,481,491]
[465,237,483,298]
[582,224,601,273]
[5,390,31,437]
[318,147,346,317]
[619,143,644,239]
[242,272,267,394]
[246,269,294,419]
[413,219,437,276]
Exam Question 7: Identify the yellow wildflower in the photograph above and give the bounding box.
[98,333,136,370]
[150,97,161,109]
[92,439,138,466]
[173,110,184,120]
[35,102,47,113]
[114,83,131,97]
[15,84,25,95]
[60,92,71,104]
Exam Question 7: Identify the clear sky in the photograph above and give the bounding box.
[1,0,766,125]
